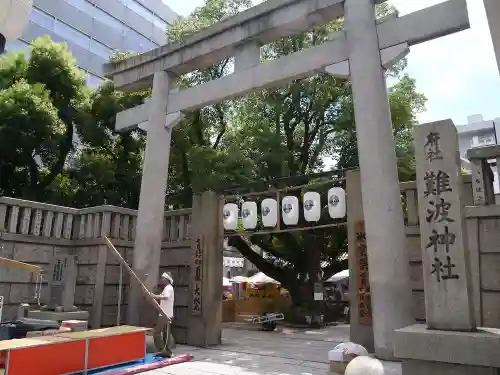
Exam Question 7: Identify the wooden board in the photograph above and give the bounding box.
[355,220,373,325]
[0,336,75,351]
[55,325,150,339]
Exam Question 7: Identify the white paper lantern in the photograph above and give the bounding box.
[345,356,385,375]
[281,196,299,226]
[303,192,321,222]
[242,201,258,229]
[223,203,238,231]
[261,198,278,228]
[328,187,346,219]
[0,0,33,44]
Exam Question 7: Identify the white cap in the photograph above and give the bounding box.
[161,272,173,284]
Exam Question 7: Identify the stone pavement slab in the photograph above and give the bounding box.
[143,326,402,375]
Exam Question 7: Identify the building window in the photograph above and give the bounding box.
[126,0,154,23]
[54,20,91,49]
[123,29,155,52]
[86,72,103,87]
[31,7,55,30]
[125,0,168,31]
[153,18,167,31]
[65,0,94,13]
[90,39,113,59]
[66,0,163,52]
[478,135,495,146]
[93,5,125,31]
[5,40,30,53]
[471,135,496,148]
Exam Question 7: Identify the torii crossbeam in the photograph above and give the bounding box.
[104,0,470,359]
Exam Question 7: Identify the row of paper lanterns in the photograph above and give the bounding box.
[223,187,346,230]
[223,257,245,268]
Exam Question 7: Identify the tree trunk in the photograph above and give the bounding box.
[304,235,322,313]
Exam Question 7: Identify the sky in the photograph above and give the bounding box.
[164,0,500,126]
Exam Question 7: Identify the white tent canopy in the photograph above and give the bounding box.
[230,275,249,283]
[222,277,232,287]
[327,269,349,283]
[248,272,280,284]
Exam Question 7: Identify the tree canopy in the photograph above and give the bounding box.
[0,36,88,201]
[0,0,426,309]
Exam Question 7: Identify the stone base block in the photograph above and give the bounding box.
[394,324,500,373]
[61,319,88,332]
[401,359,497,375]
[28,310,89,322]
[26,327,72,337]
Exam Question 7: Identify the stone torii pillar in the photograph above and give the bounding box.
[326,0,470,359]
[484,0,500,75]
[345,0,413,360]
[126,72,183,324]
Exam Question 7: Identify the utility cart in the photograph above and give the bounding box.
[239,312,284,331]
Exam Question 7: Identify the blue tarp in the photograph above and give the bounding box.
[84,354,163,374]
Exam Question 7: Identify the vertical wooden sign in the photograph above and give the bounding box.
[191,235,203,315]
[355,220,372,325]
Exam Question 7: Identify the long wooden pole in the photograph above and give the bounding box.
[103,236,171,323]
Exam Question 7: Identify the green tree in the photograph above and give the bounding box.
[224,3,426,308]
[65,0,256,209]
[0,36,88,200]
[62,77,150,208]
[71,0,423,308]
[0,2,426,312]
[165,0,255,207]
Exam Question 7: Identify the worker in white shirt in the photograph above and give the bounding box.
[150,272,175,355]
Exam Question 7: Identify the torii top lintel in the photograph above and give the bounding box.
[111,0,469,133]
[104,0,387,91]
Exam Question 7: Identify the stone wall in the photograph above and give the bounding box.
[350,169,500,351]
[0,197,191,342]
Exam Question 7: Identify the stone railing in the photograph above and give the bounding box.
[0,197,77,239]
[0,197,191,243]
[0,197,192,331]
[399,174,473,227]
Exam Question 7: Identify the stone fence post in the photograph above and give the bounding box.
[346,169,374,352]
[187,191,224,347]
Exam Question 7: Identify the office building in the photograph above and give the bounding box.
[5,0,178,87]
[458,114,500,194]
[457,114,499,158]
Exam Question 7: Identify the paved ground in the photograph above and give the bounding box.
[143,325,402,374]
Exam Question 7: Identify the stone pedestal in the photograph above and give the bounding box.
[394,324,500,374]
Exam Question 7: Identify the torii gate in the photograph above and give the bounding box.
[484,0,500,75]
[104,0,469,359]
